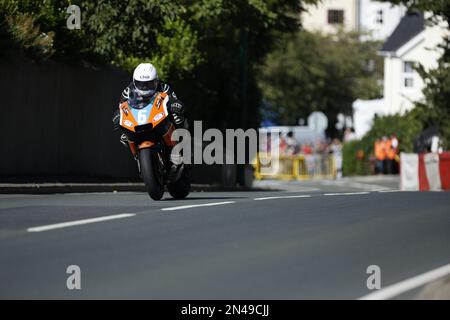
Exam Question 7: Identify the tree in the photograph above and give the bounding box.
[175,0,319,129]
[379,0,450,25]
[258,30,383,136]
[1,0,201,79]
[1,0,319,129]
[411,39,450,148]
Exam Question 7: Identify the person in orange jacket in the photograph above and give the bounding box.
[374,137,387,174]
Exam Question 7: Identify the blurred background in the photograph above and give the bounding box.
[0,0,449,186]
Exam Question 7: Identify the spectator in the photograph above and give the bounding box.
[387,134,399,174]
[343,127,357,142]
[285,131,298,156]
[330,138,343,178]
[374,137,387,174]
[279,132,287,155]
[315,139,328,175]
[301,143,313,155]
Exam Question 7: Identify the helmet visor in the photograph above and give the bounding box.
[134,79,158,93]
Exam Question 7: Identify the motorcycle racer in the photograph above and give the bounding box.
[112,63,186,179]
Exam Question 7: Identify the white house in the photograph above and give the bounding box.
[379,12,447,114]
[301,0,405,41]
[353,12,448,138]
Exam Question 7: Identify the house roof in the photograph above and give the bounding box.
[381,12,425,53]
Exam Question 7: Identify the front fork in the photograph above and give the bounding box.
[128,140,138,158]
[127,141,141,175]
[128,122,177,178]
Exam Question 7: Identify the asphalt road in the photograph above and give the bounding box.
[0,177,449,299]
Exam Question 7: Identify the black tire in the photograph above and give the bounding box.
[139,148,164,200]
[168,165,191,199]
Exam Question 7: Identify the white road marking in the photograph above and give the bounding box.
[320,180,389,191]
[324,192,370,196]
[378,189,402,193]
[285,188,321,193]
[359,263,450,300]
[27,213,136,232]
[254,195,311,201]
[162,201,235,211]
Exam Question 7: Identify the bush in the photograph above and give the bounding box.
[343,140,371,176]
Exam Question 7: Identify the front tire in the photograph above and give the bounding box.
[139,148,164,200]
[168,165,191,199]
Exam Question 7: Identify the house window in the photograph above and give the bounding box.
[376,10,384,24]
[403,61,415,88]
[328,10,344,24]
[404,78,414,88]
[404,61,415,73]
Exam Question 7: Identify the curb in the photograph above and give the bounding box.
[0,183,269,194]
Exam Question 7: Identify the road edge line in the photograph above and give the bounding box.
[359,263,450,300]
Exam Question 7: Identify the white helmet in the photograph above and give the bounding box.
[133,63,159,96]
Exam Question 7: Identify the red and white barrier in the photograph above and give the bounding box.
[400,153,419,191]
[400,152,450,191]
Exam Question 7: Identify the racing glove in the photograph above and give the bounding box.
[119,133,128,147]
[112,109,120,131]
[170,101,185,126]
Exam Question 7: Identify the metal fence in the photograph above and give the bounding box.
[253,153,337,180]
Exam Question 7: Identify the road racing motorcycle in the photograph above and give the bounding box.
[118,92,190,200]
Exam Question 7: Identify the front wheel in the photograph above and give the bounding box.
[168,165,191,199]
[139,148,164,200]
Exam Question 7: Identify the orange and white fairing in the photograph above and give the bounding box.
[119,92,169,132]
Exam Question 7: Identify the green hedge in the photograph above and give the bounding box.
[342,140,371,176]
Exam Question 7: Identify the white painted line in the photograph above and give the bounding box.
[161,201,235,211]
[359,263,450,300]
[378,189,402,193]
[285,188,321,193]
[324,192,370,196]
[320,180,388,191]
[27,213,136,232]
[254,195,311,201]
